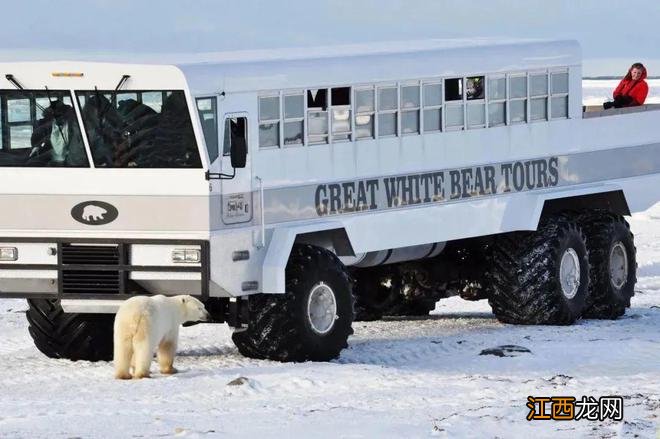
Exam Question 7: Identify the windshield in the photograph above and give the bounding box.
[76,90,202,168]
[0,90,88,167]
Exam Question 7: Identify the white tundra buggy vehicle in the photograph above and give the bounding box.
[0,39,658,362]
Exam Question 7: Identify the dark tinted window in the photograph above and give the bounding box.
[196,97,219,161]
[0,90,88,167]
[76,90,202,168]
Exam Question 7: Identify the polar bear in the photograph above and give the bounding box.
[113,295,210,380]
[82,205,107,222]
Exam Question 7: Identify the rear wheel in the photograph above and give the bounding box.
[581,212,637,319]
[232,244,354,362]
[26,299,114,361]
[487,215,590,325]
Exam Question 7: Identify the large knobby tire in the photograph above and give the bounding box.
[487,215,590,325]
[232,244,354,362]
[581,212,637,319]
[26,299,114,361]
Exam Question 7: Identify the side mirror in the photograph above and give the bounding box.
[230,136,247,169]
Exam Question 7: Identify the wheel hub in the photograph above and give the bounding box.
[609,242,628,290]
[559,248,581,299]
[307,282,338,335]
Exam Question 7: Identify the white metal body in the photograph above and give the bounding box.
[0,39,659,312]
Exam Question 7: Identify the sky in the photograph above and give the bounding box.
[0,0,658,75]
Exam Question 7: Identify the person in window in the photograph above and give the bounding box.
[603,63,648,109]
[30,100,86,166]
[466,77,484,100]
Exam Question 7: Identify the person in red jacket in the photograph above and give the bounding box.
[604,63,649,109]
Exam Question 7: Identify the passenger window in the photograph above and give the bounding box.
[354,88,375,140]
[550,72,569,119]
[530,74,549,121]
[284,93,304,146]
[509,75,528,124]
[488,77,506,101]
[445,105,464,129]
[259,95,280,148]
[308,89,329,145]
[488,76,506,127]
[510,76,527,99]
[467,102,486,128]
[466,76,484,100]
[196,97,219,161]
[331,87,351,142]
[510,100,527,124]
[377,87,398,137]
[423,83,442,133]
[401,85,420,135]
[444,78,462,101]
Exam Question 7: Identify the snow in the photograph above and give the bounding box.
[1,203,658,438]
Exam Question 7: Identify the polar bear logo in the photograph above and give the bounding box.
[82,205,107,222]
[71,201,119,225]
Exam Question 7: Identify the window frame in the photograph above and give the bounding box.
[528,71,550,123]
[508,72,528,125]
[195,96,220,161]
[465,75,487,130]
[549,69,570,120]
[421,80,443,134]
[443,77,465,132]
[376,84,399,138]
[254,65,572,152]
[400,81,421,136]
[258,93,281,149]
[487,74,507,128]
[282,90,305,147]
[354,85,376,141]
[306,88,330,146]
[330,86,352,143]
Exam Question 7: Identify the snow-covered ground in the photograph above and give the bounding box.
[0,203,658,438]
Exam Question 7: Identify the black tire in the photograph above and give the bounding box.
[232,244,354,362]
[487,215,590,325]
[26,299,114,361]
[580,212,637,319]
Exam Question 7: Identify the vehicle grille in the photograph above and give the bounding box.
[61,244,121,295]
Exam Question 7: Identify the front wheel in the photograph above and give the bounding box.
[487,215,591,325]
[232,244,354,362]
[26,299,114,361]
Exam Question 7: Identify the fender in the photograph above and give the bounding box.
[262,221,347,294]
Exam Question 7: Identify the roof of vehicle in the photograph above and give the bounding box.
[177,38,581,95]
[0,39,580,95]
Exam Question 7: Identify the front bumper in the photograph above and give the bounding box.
[0,238,210,300]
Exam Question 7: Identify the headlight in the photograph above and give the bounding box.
[172,249,201,264]
[0,247,18,261]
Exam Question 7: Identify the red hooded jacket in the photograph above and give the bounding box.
[613,65,649,106]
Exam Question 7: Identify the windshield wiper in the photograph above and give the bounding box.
[5,74,49,114]
[95,74,131,122]
[5,74,25,90]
